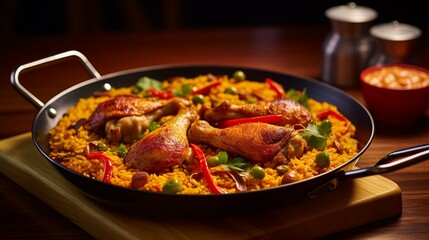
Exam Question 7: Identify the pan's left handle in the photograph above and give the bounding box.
[11,50,101,109]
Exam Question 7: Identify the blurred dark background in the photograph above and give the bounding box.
[1,0,428,38]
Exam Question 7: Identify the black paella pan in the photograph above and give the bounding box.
[11,50,429,217]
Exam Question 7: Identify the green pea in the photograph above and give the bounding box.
[162,178,182,194]
[233,70,246,81]
[192,94,204,104]
[224,86,237,95]
[315,152,331,167]
[217,151,228,164]
[276,165,289,174]
[207,156,221,167]
[250,166,266,179]
[97,142,108,151]
[246,97,257,103]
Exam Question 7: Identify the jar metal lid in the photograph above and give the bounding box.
[370,21,422,41]
[325,2,377,23]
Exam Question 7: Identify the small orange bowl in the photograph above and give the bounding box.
[360,64,429,125]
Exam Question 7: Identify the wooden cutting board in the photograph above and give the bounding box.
[0,133,402,240]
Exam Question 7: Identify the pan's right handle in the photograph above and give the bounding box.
[307,144,429,199]
[10,50,101,110]
[341,144,429,180]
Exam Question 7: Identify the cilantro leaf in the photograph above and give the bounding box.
[222,157,251,172]
[301,120,332,150]
[133,76,163,93]
[318,120,332,137]
[286,88,310,110]
[110,143,128,157]
[173,84,193,97]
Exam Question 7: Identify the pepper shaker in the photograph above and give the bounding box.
[368,21,421,65]
[321,2,378,88]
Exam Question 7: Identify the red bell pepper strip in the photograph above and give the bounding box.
[191,81,221,95]
[146,88,174,99]
[317,109,350,134]
[86,152,113,184]
[217,115,284,128]
[190,144,226,194]
[265,78,285,98]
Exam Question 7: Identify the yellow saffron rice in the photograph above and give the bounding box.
[48,74,359,194]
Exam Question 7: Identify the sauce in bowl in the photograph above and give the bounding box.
[362,65,429,89]
[360,64,429,124]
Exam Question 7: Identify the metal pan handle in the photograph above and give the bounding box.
[341,144,429,179]
[308,144,429,198]
[10,50,101,109]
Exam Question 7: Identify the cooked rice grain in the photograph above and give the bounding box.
[48,74,359,194]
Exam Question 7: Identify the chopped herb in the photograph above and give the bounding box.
[133,76,163,93]
[222,157,251,172]
[217,151,228,164]
[300,120,332,150]
[173,84,193,97]
[148,121,159,132]
[287,88,310,110]
[136,133,144,140]
[110,143,128,157]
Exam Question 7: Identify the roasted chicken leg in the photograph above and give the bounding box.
[187,120,306,165]
[124,107,198,173]
[86,95,166,131]
[104,98,190,143]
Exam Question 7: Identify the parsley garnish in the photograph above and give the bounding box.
[110,143,128,157]
[173,84,193,97]
[221,157,251,172]
[287,88,310,110]
[133,76,163,93]
[300,120,332,150]
[147,121,159,132]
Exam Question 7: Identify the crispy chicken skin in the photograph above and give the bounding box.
[86,96,166,131]
[204,97,312,127]
[124,107,199,173]
[187,120,306,164]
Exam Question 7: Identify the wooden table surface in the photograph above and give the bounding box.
[1,26,429,239]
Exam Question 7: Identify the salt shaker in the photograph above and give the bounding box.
[321,2,378,88]
[368,21,421,65]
